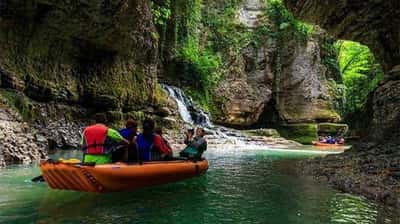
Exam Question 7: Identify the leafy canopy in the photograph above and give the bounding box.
[336,40,383,115]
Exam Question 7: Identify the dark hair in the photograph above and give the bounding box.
[126,119,138,128]
[155,127,163,135]
[95,113,107,124]
[188,128,194,135]
[142,118,155,133]
[197,127,205,134]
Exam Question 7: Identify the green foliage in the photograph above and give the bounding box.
[150,0,172,26]
[202,1,252,54]
[0,90,35,120]
[278,123,318,145]
[178,37,222,89]
[171,0,224,110]
[321,37,341,77]
[336,41,384,115]
[265,0,313,42]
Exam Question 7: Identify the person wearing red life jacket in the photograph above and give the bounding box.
[81,114,129,164]
[155,127,173,158]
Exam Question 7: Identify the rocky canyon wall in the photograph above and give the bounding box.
[206,0,341,128]
[0,0,174,166]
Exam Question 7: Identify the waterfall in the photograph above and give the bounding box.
[162,84,212,127]
[162,85,193,124]
[161,84,294,147]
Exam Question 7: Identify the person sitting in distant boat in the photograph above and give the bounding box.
[326,136,333,144]
[81,114,129,165]
[338,137,345,145]
[318,135,327,143]
[136,119,172,161]
[180,127,207,159]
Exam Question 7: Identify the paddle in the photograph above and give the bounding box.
[31,175,45,182]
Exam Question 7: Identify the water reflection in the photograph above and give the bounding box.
[328,193,400,224]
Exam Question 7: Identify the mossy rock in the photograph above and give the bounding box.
[124,111,146,122]
[24,75,56,102]
[315,109,341,122]
[245,129,280,137]
[318,123,349,135]
[278,123,317,145]
[153,116,179,130]
[106,111,123,123]
[0,89,36,120]
[83,93,120,111]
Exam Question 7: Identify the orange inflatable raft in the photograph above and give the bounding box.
[312,141,345,147]
[40,159,208,193]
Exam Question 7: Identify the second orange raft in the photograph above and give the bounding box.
[40,159,208,193]
[312,141,346,147]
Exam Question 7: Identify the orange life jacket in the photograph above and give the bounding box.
[83,124,108,154]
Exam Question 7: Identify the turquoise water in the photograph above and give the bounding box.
[0,147,399,224]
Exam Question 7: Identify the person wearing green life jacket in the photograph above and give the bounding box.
[179,127,207,159]
[81,114,129,165]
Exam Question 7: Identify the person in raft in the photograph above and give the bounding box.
[81,114,130,165]
[179,127,207,159]
[136,118,172,161]
[155,127,173,158]
[114,118,139,163]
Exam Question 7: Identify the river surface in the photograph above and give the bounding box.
[0,147,399,224]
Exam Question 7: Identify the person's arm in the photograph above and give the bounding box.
[80,133,84,145]
[107,128,129,144]
[184,132,193,145]
[80,130,86,148]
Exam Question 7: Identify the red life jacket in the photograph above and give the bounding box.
[83,124,108,155]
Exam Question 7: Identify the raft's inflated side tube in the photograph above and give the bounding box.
[40,160,209,193]
[312,141,345,147]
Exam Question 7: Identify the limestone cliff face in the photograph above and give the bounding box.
[212,0,340,127]
[215,1,274,126]
[0,0,159,109]
[276,34,340,123]
[0,0,166,165]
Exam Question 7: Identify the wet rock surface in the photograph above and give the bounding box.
[302,141,400,207]
[0,108,47,167]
